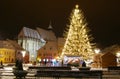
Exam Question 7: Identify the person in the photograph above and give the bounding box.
[82,60,86,67]
[0,61,3,66]
[44,59,47,66]
[15,59,23,70]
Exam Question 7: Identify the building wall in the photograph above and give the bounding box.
[37,41,58,63]
[18,37,45,62]
[57,37,65,56]
[18,27,65,63]
[92,52,117,68]
[0,48,15,63]
[101,52,117,68]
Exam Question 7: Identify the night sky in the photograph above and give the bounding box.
[0,0,120,48]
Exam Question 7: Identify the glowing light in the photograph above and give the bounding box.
[75,5,79,8]
[116,52,120,57]
[61,4,94,60]
[94,48,100,54]
[21,51,26,57]
[31,55,34,58]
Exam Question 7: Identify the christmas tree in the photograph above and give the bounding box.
[61,5,95,60]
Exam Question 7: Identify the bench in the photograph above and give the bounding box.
[103,67,120,78]
[103,70,120,78]
[108,66,120,71]
[35,70,103,79]
[79,67,91,71]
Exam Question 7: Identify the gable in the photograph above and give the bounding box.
[18,27,41,39]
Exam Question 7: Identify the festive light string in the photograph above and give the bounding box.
[61,4,95,60]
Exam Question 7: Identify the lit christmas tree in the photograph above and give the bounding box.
[61,5,95,60]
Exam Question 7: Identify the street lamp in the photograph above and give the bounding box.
[94,48,101,54]
[116,51,120,66]
[21,51,26,58]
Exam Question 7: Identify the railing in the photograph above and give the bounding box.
[108,66,120,71]
[35,70,103,79]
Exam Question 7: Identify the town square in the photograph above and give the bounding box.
[0,0,120,79]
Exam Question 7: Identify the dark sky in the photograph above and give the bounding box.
[0,0,120,48]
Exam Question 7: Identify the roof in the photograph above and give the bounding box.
[36,27,57,41]
[18,27,41,39]
[38,41,58,51]
[0,39,23,50]
[7,39,24,50]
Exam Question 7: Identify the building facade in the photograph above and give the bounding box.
[57,38,65,57]
[0,40,23,63]
[36,26,58,64]
[37,41,58,64]
[18,26,65,63]
[18,27,46,62]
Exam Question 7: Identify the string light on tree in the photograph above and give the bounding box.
[61,4,95,60]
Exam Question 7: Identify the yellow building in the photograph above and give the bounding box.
[0,40,23,63]
[0,48,15,63]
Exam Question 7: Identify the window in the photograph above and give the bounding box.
[50,47,52,50]
[44,47,46,50]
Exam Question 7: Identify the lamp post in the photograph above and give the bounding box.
[0,54,3,66]
[94,48,101,68]
[21,51,26,58]
[116,52,120,66]
[21,51,26,63]
[94,48,101,54]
